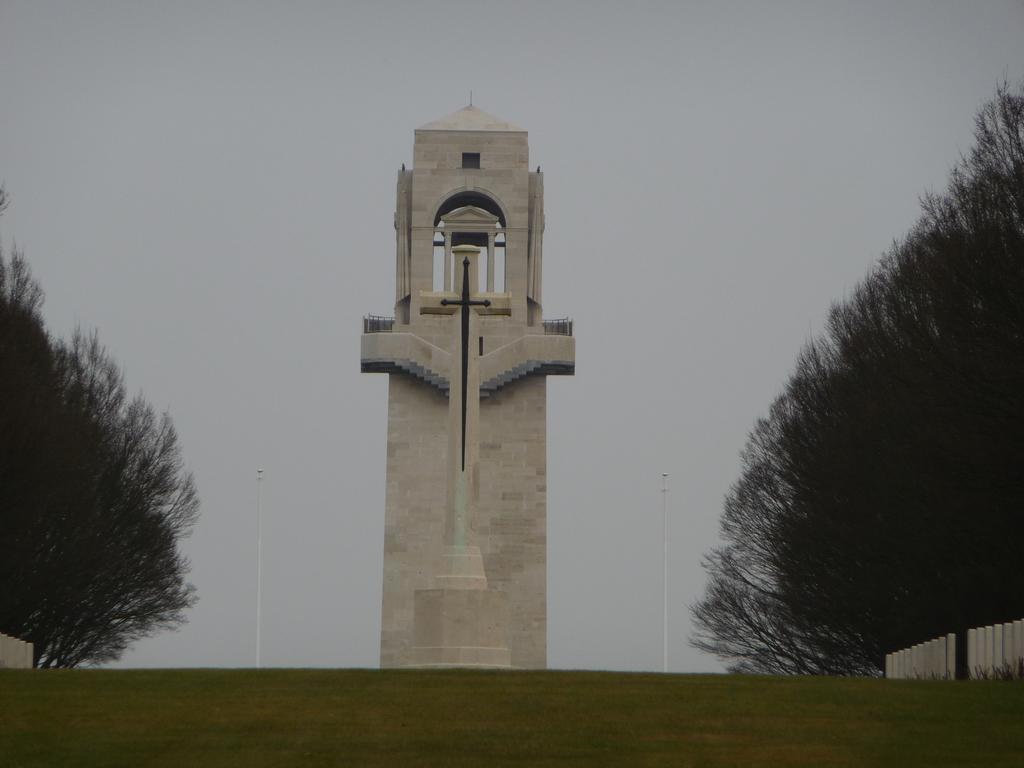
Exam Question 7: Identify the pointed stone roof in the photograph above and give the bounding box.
[417,105,526,133]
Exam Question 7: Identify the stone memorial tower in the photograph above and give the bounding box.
[361,105,575,668]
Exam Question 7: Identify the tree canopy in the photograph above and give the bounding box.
[691,83,1024,675]
[0,205,198,668]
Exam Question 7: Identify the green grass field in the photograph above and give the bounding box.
[2,669,1022,767]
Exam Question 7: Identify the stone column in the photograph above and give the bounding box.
[979,628,986,675]
[1011,618,1019,679]
[408,244,511,668]
[985,626,994,675]
[946,633,956,680]
[0,633,32,669]
[444,231,452,292]
[442,245,483,569]
[487,232,495,292]
[968,628,977,678]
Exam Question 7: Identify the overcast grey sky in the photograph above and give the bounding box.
[1,1,1022,672]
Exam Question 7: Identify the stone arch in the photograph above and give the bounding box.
[432,188,508,228]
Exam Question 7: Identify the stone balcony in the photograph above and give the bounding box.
[361,316,575,395]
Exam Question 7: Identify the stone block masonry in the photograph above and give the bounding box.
[0,632,33,668]
[886,617,1024,679]
[363,105,574,669]
[966,619,1024,678]
[886,634,955,680]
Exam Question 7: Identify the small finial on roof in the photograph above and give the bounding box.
[469,90,473,106]
[401,162,405,171]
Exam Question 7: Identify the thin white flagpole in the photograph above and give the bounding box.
[662,472,669,673]
[256,468,264,669]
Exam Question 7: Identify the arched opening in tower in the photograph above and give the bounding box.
[433,191,506,227]
[431,192,507,293]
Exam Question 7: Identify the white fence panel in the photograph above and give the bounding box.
[886,633,954,679]
[0,632,34,669]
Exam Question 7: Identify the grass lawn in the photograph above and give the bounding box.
[1,669,1023,767]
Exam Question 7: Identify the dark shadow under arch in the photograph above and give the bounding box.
[433,190,506,227]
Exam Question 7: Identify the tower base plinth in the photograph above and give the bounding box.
[407,588,511,669]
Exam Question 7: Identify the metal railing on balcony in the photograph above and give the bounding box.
[366,314,571,336]
[363,315,394,333]
[543,318,573,336]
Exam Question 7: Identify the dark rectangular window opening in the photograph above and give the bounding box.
[479,336,484,355]
[462,152,481,169]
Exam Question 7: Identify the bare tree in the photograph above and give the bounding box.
[691,82,1024,675]
[0,204,198,667]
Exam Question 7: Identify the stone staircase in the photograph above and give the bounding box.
[362,328,574,397]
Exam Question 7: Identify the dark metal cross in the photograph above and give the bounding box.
[441,257,491,470]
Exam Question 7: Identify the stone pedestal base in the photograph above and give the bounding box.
[434,546,488,591]
[408,588,511,668]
